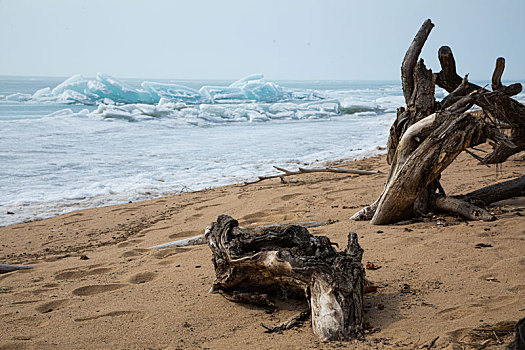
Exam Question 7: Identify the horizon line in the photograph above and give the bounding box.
[1,73,524,84]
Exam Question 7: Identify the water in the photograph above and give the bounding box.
[0,75,405,226]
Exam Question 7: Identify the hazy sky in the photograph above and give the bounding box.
[1,0,524,80]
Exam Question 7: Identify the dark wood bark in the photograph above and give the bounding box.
[206,215,365,341]
[434,46,463,90]
[458,175,525,205]
[492,57,505,91]
[489,58,523,97]
[435,47,525,164]
[387,19,436,164]
[387,60,436,164]
[401,19,435,103]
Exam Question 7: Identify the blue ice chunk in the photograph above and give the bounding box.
[32,72,321,107]
[51,74,89,96]
[242,81,288,102]
[33,87,51,98]
[230,74,289,103]
[6,93,32,102]
[101,108,135,121]
[85,73,155,104]
[199,86,247,103]
[61,90,94,105]
[229,74,265,88]
[141,81,205,103]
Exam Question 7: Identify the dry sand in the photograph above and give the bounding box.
[0,151,524,349]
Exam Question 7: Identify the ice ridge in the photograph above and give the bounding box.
[26,73,297,106]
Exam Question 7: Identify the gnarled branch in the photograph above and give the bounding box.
[206,215,364,341]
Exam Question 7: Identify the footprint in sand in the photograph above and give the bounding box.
[437,305,460,315]
[35,299,69,313]
[280,193,302,201]
[72,284,126,296]
[240,211,268,224]
[508,284,525,294]
[153,248,187,259]
[55,267,112,280]
[120,248,149,258]
[128,272,156,284]
[139,226,171,235]
[30,288,59,296]
[117,239,144,248]
[195,203,221,211]
[74,310,144,322]
[168,230,200,239]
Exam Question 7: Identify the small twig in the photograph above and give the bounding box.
[0,264,34,274]
[261,309,310,333]
[464,149,490,167]
[178,185,193,194]
[470,146,488,153]
[473,328,514,333]
[426,336,439,349]
[241,166,384,186]
[493,330,501,343]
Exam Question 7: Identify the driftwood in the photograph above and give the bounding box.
[352,174,525,223]
[0,264,34,274]
[206,215,364,341]
[353,19,525,225]
[242,165,382,186]
[148,234,206,249]
[458,175,525,205]
[148,221,336,249]
[435,47,525,164]
[432,196,495,222]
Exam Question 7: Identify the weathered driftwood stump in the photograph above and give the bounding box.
[352,19,525,225]
[206,215,364,341]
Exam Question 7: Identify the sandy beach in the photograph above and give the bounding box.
[1,151,524,349]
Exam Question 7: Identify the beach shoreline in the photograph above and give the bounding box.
[0,148,388,229]
[0,151,524,349]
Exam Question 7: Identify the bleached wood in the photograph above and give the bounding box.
[241,166,383,186]
[432,196,496,221]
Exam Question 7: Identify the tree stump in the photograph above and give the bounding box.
[206,215,365,341]
[352,19,525,225]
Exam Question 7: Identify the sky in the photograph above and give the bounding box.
[0,0,524,81]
